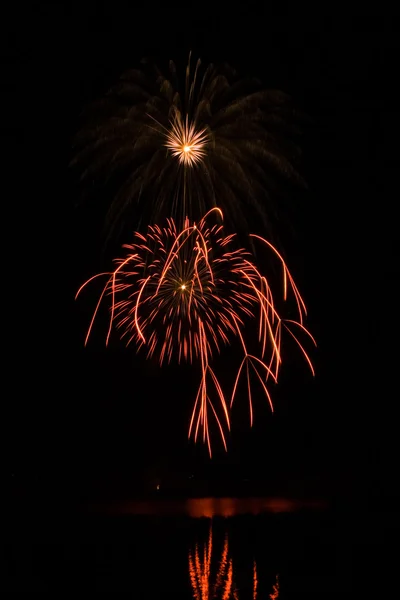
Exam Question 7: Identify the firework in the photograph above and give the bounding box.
[76,209,315,456]
[72,53,303,237]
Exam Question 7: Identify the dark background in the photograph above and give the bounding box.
[4,5,399,507]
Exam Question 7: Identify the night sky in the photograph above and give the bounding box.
[5,6,400,507]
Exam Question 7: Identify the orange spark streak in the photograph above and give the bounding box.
[134,276,150,343]
[76,274,112,347]
[284,324,315,376]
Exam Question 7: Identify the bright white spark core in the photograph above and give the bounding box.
[165,114,208,166]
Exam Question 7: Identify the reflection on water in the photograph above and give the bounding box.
[185,496,324,518]
[269,575,279,600]
[8,495,346,595]
[110,496,326,517]
[188,521,279,599]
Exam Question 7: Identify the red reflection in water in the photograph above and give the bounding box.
[187,497,237,518]
[253,562,258,599]
[189,523,279,599]
[100,496,327,516]
[185,497,318,518]
[269,575,279,599]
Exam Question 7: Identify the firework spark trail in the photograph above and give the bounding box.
[76,209,315,455]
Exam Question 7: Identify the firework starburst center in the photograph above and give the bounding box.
[165,114,208,166]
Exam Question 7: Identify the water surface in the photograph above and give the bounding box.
[6,496,397,595]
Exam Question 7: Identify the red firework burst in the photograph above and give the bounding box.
[76,208,315,456]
